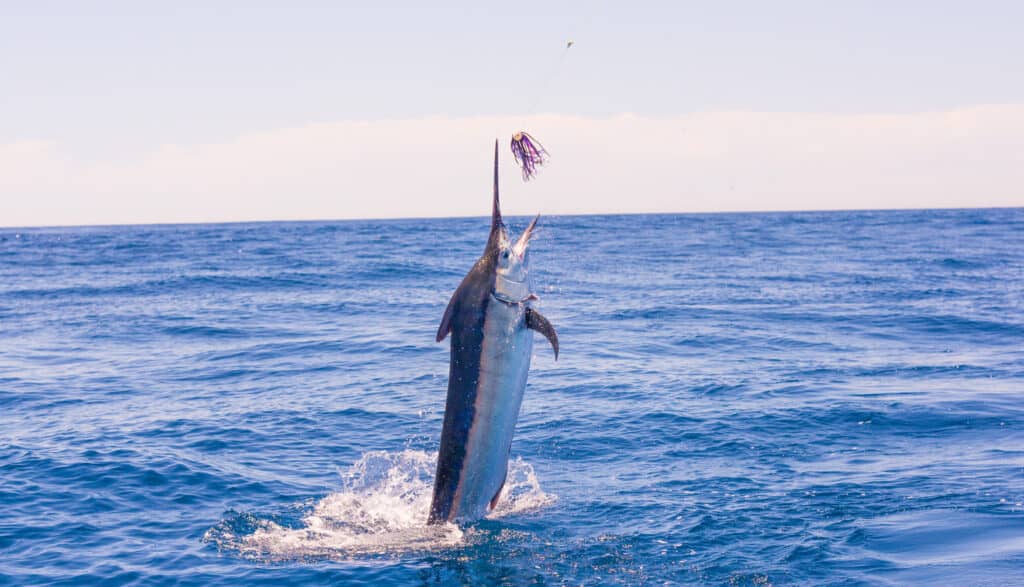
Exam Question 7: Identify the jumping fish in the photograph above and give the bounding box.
[428,140,559,524]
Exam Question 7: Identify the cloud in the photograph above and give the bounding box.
[2,106,1022,227]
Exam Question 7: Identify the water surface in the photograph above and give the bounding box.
[1,209,1023,584]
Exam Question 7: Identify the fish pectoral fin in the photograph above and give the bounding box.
[437,288,463,342]
[526,307,559,360]
[436,300,454,342]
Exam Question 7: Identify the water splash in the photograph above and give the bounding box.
[204,450,554,560]
[489,456,557,518]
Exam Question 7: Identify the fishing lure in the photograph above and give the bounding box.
[510,132,549,181]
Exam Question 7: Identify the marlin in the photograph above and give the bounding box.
[428,140,559,524]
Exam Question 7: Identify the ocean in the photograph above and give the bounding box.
[1,208,1022,585]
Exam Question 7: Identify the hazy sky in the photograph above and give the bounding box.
[2,1,1023,226]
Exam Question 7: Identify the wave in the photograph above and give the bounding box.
[203,450,555,560]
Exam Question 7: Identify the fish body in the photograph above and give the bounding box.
[428,141,558,524]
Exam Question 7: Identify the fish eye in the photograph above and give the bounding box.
[502,251,509,259]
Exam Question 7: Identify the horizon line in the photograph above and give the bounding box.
[2,204,1020,232]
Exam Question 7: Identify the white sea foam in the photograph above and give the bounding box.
[205,450,555,559]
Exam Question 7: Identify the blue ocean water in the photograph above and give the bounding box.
[1,208,1023,585]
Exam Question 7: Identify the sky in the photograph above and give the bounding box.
[2,1,1023,227]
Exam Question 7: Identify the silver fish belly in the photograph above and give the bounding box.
[449,296,534,519]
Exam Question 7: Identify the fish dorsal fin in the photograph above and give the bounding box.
[526,308,559,359]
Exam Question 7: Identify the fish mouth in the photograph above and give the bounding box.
[512,215,540,258]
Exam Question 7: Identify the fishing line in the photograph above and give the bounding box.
[526,42,573,115]
[509,40,574,182]
[507,4,597,182]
